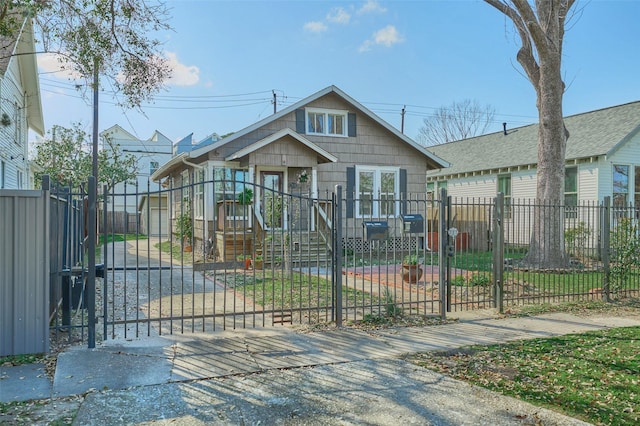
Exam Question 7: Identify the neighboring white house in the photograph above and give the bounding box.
[100,125,173,236]
[0,19,44,189]
[426,101,640,207]
[425,101,640,246]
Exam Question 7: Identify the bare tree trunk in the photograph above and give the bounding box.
[485,0,575,269]
[524,52,570,268]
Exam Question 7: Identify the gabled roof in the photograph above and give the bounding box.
[1,19,45,136]
[101,124,138,141]
[188,85,450,167]
[18,20,43,136]
[174,133,194,154]
[192,133,221,151]
[225,128,338,163]
[148,130,173,144]
[426,101,640,178]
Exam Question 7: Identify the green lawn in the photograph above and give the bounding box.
[209,270,383,310]
[409,326,640,425]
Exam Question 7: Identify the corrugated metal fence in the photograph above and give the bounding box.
[0,183,50,356]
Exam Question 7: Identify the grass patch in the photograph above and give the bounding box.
[99,233,146,244]
[210,270,382,309]
[154,240,193,263]
[409,326,640,425]
[0,353,43,366]
[507,298,640,317]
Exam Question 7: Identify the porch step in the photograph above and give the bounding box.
[261,232,332,267]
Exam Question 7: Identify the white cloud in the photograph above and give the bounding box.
[358,25,404,52]
[165,52,199,86]
[359,25,403,52]
[38,51,199,87]
[373,25,403,47]
[304,21,328,33]
[358,0,387,15]
[326,7,350,24]
[37,53,82,80]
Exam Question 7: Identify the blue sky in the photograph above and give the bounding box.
[37,0,640,145]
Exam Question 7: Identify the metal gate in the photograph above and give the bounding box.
[98,180,454,340]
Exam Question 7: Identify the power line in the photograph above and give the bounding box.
[40,79,539,130]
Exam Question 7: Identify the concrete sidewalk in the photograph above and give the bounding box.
[2,311,639,425]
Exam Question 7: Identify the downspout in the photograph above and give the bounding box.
[181,157,204,170]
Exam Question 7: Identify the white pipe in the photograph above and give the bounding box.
[182,157,204,169]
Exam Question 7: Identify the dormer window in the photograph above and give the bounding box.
[306,108,348,137]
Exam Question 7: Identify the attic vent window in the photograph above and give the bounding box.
[306,108,347,137]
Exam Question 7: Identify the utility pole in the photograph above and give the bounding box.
[272,90,277,114]
[87,56,99,349]
[92,57,99,180]
[401,105,406,134]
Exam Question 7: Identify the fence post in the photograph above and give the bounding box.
[493,193,505,313]
[87,176,96,348]
[102,184,108,339]
[438,188,447,319]
[334,185,343,327]
[601,196,611,302]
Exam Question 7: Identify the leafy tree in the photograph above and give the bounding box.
[1,0,171,108]
[416,99,496,146]
[33,123,137,191]
[485,0,576,268]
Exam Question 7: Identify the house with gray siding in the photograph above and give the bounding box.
[151,85,449,258]
[100,125,173,236]
[426,101,640,207]
[0,19,44,189]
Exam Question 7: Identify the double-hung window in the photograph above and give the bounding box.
[613,164,630,217]
[356,166,399,218]
[613,165,629,207]
[193,169,206,217]
[306,108,347,137]
[498,174,512,218]
[564,166,578,218]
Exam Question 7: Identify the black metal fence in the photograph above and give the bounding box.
[45,176,640,344]
[48,179,92,345]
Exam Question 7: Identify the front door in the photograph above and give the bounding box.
[261,171,284,229]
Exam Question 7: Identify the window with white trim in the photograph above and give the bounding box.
[613,164,629,208]
[306,108,347,137]
[194,169,205,217]
[213,167,250,220]
[498,174,511,218]
[635,166,640,218]
[150,161,159,175]
[426,181,435,202]
[356,166,399,218]
[426,180,448,200]
[564,166,578,218]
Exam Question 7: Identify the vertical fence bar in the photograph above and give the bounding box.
[493,193,504,313]
[601,196,611,302]
[87,176,96,348]
[334,185,343,327]
[102,184,108,339]
[438,188,447,319]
